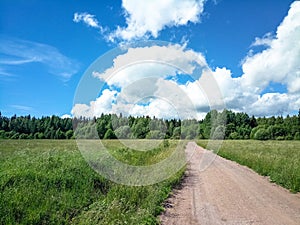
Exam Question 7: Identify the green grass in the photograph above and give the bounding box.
[105,139,176,166]
[197,140,300,193]
[0,139,186,224]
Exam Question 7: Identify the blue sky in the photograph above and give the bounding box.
[1,0,299,118]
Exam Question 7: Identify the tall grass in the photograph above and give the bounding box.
[0,140,186,224]
[197,140,300,193]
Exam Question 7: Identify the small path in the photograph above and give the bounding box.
[160,142,300,225]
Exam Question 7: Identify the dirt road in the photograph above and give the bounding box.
[160,142,300,225]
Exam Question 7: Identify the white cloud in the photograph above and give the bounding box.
[74,12,98,27]
[251,32,274,47]
[72,2,300,119]
[61,114,72,119]
[73,12,104,32]
[179,80,209,111]
[241,1,300,94]
[0,38,79,80]
[209,67,258,111]
[0,58,38,65]
[128,98,181,119]
[0,68,14,77]
[10,104,33,112]
[96,44,214,119]
[73,43,223,120]
[71,104,92,118]
[94,63,176,89]
[231,1,300,117]
[72,89,118,118]
[93,44,207,86]
[246,93,298,117]
[108,0,205,42]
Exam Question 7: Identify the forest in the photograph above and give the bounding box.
[0,109,299,140]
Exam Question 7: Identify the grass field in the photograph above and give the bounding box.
[197,140,300,193]
[0,139,186,225]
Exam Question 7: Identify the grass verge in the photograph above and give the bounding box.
[0,139,186,224]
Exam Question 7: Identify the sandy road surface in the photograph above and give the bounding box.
[160,142,300,225]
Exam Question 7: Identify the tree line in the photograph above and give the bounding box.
[0,110,299,140]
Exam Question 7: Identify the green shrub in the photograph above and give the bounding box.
[65,130,74,139]
[104,129,117,139]
[285,134,293,140]
[294,132,300,140]
[229,132,240,139]
[211,125,225,140]
[254,128,270,140]
[250,125,266,139]
[11,132,19,139]
[18,133,28,139]
[146,130,164,139]
[276,136,285,140]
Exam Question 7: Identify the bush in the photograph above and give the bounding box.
[38,132,45,139]
[172,127,181,139]
[267,125,287,139]
[146,130,164,139]
[104,129,117,139]
[162,139,170,148]
[65,130,74,139]
[250,125,265,139]
[0,130,5,138]
[114,126,131,139]
[229,132,240,140]
[19,133,28,139]
[285,134,293,140]
[276,136,285,141]
[211,125,225,140]
[254,128,270,140]
[11,133,19,139]
[197,133,205,139]
[294,132,300,140]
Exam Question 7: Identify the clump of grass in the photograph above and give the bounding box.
[72,169,185,225]
[106,139,176,166]
[0,140,110,225]
[0,139,186,224]
[197,140,300,193]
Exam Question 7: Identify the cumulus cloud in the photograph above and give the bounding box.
[93,44,207,86]
[128,98,182,119]
[72,43,224,119]
[232,1,300,116]
[251,32,274,47]
[73,12,105,33]
[108,0,205,42]
[72,1,300,119]
[73,1,205,43]
[72,89,118,118]
[0,38,79,80]
[246,93,293,117]
[241,1,300,94]
[61,114,72,119]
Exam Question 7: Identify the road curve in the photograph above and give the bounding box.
[160,142,300,225]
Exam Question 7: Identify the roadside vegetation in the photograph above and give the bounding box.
[197,140,300,193]
[0,139,186,224]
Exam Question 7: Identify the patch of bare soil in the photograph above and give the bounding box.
[160,142,300,225]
